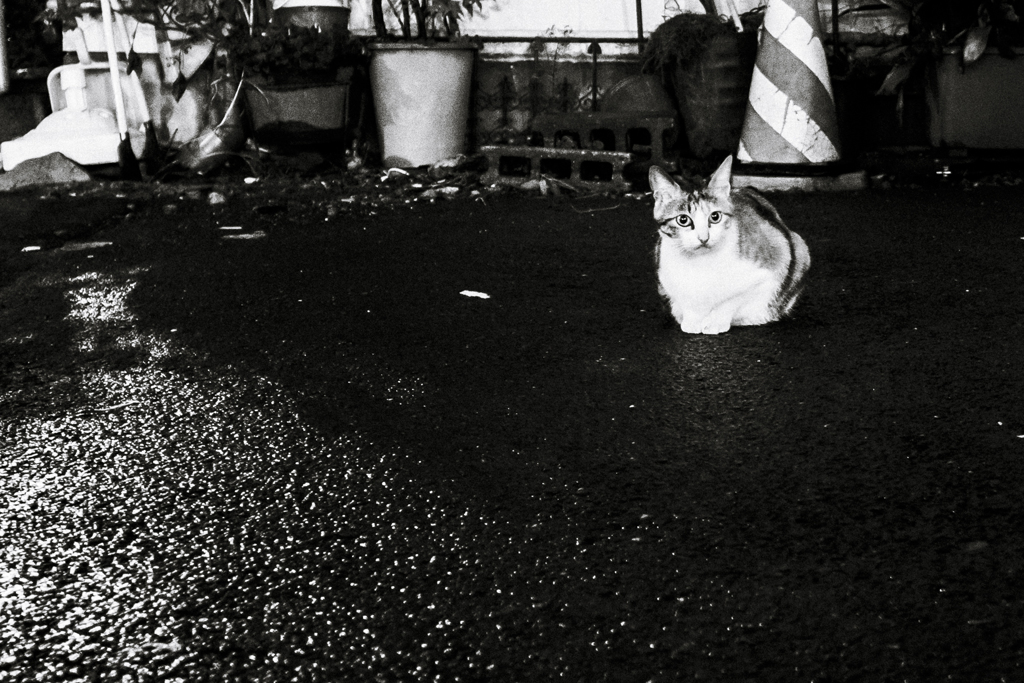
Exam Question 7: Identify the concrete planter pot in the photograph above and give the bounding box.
[928,47,1024,149]
[368,42,476,167]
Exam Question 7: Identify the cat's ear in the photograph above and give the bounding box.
[707,155,733,198]
[649,166,681,197]
[649,166,685,223]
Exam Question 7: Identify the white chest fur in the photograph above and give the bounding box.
[657,237,783,333]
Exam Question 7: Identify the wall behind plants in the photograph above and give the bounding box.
[473,51,642,147]
[349,0,748,55]
[347,0,906,51]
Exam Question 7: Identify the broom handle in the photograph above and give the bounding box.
[98,0,130,136]
[728,0,744,30]
[720,0,744,31]
[108,0,136,64]
[108,0,154,126]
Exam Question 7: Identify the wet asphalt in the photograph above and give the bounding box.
[1,175,1023,682]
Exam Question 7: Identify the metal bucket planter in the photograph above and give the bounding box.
[368,42,476,167]
[274,0,351,34]
[670,31,757,159]
[243,72,351,147]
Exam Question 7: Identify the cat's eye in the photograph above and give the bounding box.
[674,215,693,229]
[708,211,723,224]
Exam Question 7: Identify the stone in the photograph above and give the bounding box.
[0,152,91,192]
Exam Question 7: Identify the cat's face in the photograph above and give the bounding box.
[650,156,734,251]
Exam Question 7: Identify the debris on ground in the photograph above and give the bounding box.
[59,240,114,251]
[7,143,1024,235]
[221,229,267,240]
[381,167,412,182]
[421,186,461,200]
[428,154,488,180]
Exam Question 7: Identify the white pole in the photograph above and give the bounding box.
[0,0,10,94]
[98,0,129,136]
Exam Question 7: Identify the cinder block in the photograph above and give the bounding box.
[480,144,635,192]
[532,112,677,167]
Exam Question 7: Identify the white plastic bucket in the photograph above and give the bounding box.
[369,43,476,168]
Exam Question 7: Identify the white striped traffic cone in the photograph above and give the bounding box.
[736,0,841,165]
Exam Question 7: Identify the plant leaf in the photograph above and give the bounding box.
[876,59,914,96]
[963,25,991,65]
[127,48,141,75]
[172,73,188,101]
[874,0,914,21]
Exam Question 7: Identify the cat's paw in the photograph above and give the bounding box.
[677,312,731,335]
[700,317,732,335]
[679,318,703,334]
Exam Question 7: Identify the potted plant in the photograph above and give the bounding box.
[57,0,362,154]
[227,17,363,147]
[822,2,929,155]
[641,5,762,160]
[878,0,1024,149]
[366,0,482,167]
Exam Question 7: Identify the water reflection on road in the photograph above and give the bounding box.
[1,266,525,680]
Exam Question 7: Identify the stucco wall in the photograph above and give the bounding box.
[349,0,731,39]
[348,0,770,57]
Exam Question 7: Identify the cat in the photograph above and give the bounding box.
[649,155,811,335]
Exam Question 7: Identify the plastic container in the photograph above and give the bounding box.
[1,64,145,170]
[46,63,148,127]
[369,43,476,168]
